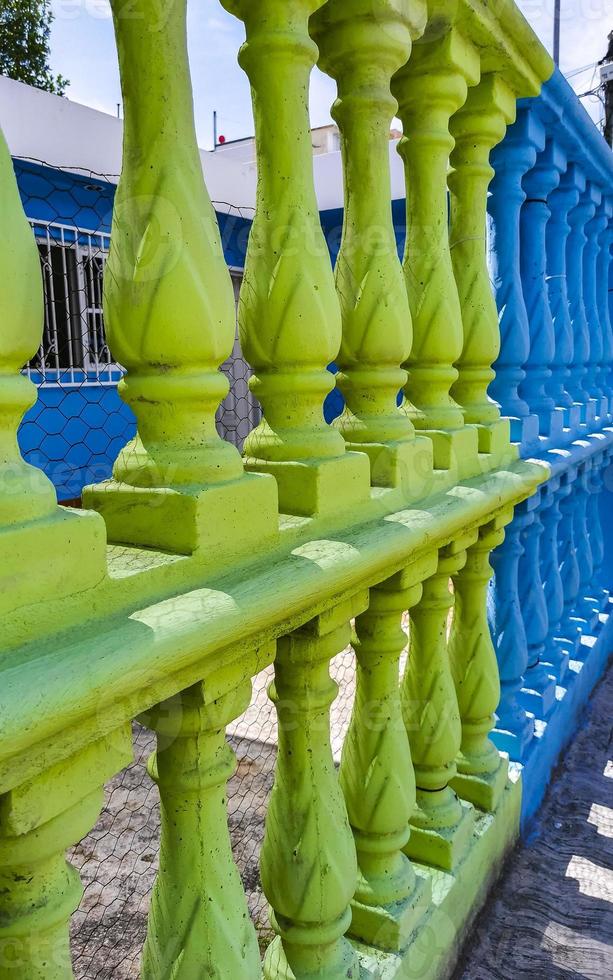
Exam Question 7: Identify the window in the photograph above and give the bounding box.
[82,252,109,370]
[36,238,83,372]
[25,220,115,385]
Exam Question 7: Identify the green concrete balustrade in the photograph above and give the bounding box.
[0,732,132,979]
[450,520,510,812]
[340,561,434,951]
[311,0,433,495]
[393,25,480,477]
[0,130,50,529]
[0,1,568,979]
[449,74,516,457]
[0,130,106,619]
[261,599,366,980]
[403,539,477,870]
[140,678,264,979]
[220,0,371,519]
[83,0,278,557]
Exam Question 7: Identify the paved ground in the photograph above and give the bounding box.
[454,660,613,980]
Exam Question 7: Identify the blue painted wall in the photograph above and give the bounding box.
[21,384,136,502]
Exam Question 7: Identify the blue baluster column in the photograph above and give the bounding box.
[539,478,569,682]
[609,223,613,393]
[583,183,607,422]
[546,164,582,437]
[567,175,598,429]
[596,198,613,415]
[573,459,600,634]
[489,504,535,761]
[558,469,582,658]
[517,489,557,718]
[488,108,542,455]
[519,138,567,446]
[588,452,610,610]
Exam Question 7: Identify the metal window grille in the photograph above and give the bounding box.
[24,219,121,387]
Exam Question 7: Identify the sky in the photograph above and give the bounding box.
[48,0,613,149]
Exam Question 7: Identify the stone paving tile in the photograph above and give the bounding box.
[454,660,613,980]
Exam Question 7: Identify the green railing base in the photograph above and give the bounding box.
[353,777,521,979]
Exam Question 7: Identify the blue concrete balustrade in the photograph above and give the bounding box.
[488,67,613,827]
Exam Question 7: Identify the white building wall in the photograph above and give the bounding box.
[0,75,257,215]
[0,75,408,217]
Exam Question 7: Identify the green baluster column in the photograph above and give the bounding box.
[392,28,480,479]
[402,540,476,869]
[0,730,132,978]
[261,596,367,980]
[221,0,370,518]
[449,520,509,812]
[339,561,435,952]
[310,0,433,497]
[449,74,516,462]
[140,677,264,979]
[84,0,277,556]
[0,126,105,612]
[0,130,52,527]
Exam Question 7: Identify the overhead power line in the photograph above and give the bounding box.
[564,61,598,79]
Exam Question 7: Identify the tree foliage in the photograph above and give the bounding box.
[0,0,68,96]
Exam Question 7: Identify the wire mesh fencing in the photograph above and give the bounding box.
[70,726,158,980]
